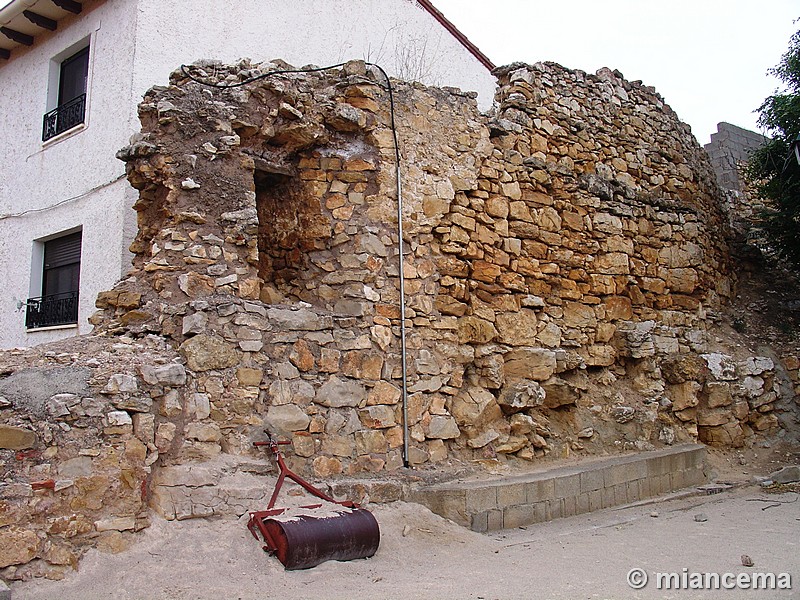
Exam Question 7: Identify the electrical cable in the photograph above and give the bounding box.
[0,174,126,221]
[181,60,412,467]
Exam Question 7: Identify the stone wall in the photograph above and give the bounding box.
[705,122,767,193]
[1,58,798,579]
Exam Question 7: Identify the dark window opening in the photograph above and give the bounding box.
[26,231,82,329]
[255,168,332,303]
[42,45,89,141]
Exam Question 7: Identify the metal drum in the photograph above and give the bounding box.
[261,507,381,570]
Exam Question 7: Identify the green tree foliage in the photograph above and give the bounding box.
[746,27,800,266]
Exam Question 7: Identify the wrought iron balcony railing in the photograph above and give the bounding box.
[42,94,86,142]
[25,291,79,329]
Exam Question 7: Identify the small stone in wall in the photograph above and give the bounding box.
[107,411,133,427]
[498,381,545,413]
[359,405,396,429]
[182,312,208,336]
[702,353,737,381]
[315,376,366,408]
[467,429,500,449]
[0,527,40,568]
[541,378,580,409]
[425,415,460,439]
[103,374,138,394]
[0,424,37,450]
[180,334,239,371]
[181,178,201,190]
[265,404,311,434]
[611,405,636,424]
[160,389,182,417]
[313,456,342,478]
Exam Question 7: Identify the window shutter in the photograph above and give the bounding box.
[44,232,82,269]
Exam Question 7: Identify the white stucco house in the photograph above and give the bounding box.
[0,0,496,348]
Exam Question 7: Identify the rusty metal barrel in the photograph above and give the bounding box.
[260,507,380,570]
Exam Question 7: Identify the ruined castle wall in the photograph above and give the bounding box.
[1,59,797,579]
[100,57,749,474]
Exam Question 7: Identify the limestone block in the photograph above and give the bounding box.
[702,353,737,381]
[321,435,355,457]
[0,527,40,567]
[503,348,557,381]
[359,405,397,429]
[425,415,461,439]
[94,517,136,532]
[182,312,208,336]
[315,376,366,408]
[266,307,324,331]
[132,413,156,445]
[160,389,183,417]
[355,429,388,454]
[615,321,656,358]
[706,382,733,408]
[742,376,765,398]
[661,354,705,384]
[669,381,701,411]
[603,296,633,321]
[594,252,630,275]
[313,456,343,477]
[236,367,263,386]
[496,310,538,346]
[180,335,239,371]
[457,316,498,344]
[467,429,500,449]
[107,410,133,426]
[265,404,310,433]
[563,302,597,328]
[185,422,223,442]
[666,268,698,293]
[583,345,616,367]
[495,436,528,454]
[450,387,502,429]
[104,374,138,394]
[0,424,37,450]
[541,378,580,408]
[697,409,730,427]
[153,364,188,386]
[741,356,774,376]
[498,381,545,413]
[699,422,745,447]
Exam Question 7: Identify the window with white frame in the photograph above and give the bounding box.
[42,42,89,142]
[26,230,82,330]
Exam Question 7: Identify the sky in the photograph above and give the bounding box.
[431,0,798,145]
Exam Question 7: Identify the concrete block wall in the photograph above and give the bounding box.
[405,444,706,532]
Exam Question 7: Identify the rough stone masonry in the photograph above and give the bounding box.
[1,58,798,580]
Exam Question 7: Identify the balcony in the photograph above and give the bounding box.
[42,94,86,142]
[26,291,79,329]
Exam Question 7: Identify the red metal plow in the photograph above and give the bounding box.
[247,432,380,570]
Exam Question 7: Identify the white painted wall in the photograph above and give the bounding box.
[0,0,496,348]
[131,0,496,110]
[0,0,139,348]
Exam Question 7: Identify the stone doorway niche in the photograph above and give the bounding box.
[254,166,332,304]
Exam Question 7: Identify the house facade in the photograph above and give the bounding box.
[0,0,495,348]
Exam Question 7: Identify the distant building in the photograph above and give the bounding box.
[0,0,495,348]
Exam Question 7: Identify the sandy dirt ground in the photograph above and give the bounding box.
[11,481,799,600]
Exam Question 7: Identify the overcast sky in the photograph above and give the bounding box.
[432,0,798,145]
